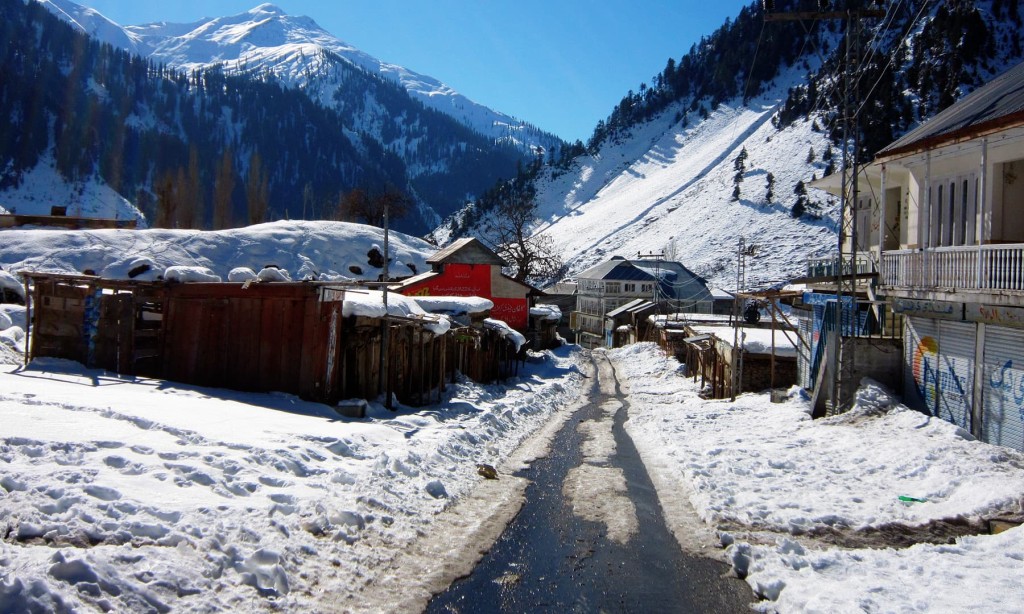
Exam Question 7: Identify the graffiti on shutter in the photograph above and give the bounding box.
[982,326,1024,452]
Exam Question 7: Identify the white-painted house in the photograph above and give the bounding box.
[819,60,1024,451]
[570,256,712,349]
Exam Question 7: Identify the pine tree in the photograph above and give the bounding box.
[212,149,235,230]
[765,172,775,205]
[732,147,747,201]
[246,150,269,226]
[792,180,808,218]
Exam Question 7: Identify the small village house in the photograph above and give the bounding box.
[811,60,1024,451]
[393,237,537,332]
[570,255,712,349]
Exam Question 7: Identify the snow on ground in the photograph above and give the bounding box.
[0,220,434,283]
[610,342,1024,613]
[0,347,587,612]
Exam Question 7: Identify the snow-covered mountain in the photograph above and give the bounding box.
[38,0,560,156]
[446,0,1024,292]
[531,78,838,291]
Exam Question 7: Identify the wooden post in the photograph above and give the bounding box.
[23,274,31,367]
[770,298,777,392]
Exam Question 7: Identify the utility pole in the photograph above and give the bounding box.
[731,238,746,401]
[381,200,392,410]
[636,251,664,308]
[763,0,885,413]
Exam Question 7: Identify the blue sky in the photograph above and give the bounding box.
[74,0,753,142]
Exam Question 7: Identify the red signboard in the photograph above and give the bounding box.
[400,263,528,330]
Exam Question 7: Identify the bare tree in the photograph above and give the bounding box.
[334,187,410,227]
[480,193,565,285]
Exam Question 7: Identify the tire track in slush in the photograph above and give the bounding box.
[426,352,751,613]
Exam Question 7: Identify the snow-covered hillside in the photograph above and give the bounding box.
[532,83,838,291]
[0,155,146,225]
[39,1,558,155]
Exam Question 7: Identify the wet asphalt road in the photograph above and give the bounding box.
[426,352,752,613]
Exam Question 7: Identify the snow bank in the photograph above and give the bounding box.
[611,343,1024,612]
[743,526,1024,613]
[0,346,586,612]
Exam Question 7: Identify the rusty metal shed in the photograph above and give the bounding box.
[22,273,524,407]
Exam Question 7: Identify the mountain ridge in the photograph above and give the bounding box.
[39,0,561,155]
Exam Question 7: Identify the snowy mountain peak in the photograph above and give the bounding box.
[40,1,560,152]
[37,0,142,55]
[249,3,286,16]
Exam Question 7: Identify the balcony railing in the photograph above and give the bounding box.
[806,253,875,279]
[881,244,1024,293]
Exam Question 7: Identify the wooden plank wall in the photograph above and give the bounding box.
[161,284,337,401]
[30,279,91,364]
[29,276,523,408]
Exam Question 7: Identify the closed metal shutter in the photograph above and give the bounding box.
[905,317,938,411]
[798,316,812,388]
[904,317,975,430]
[981,326,1024,452]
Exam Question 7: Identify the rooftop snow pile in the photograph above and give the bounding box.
[343,290,451,336]
[691,325,799,357]
[530,304,562,321]
[412,296,494,315]
[0,220,434,283]
[484,318,527,351]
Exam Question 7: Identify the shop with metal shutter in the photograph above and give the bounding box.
[904,317,976,431]
[981,326,1024,452]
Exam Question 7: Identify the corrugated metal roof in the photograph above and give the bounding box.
[606,298,652,318]
[577,259,655,282]
[879,60,1024,158]
[427,237,506,266]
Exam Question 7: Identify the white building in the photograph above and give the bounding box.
[816,60,1024,451]
[570,256,712,349]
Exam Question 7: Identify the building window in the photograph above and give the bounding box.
[605,282,621,294]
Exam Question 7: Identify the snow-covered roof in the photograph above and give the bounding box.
[426,237,505,266]
[483,318,527,351]
[606,298,655,319]
[530,304,562,321]
[0,220,434,284]
[413,296,493,315]
[691,324,798,357]
[343,290,451,336]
